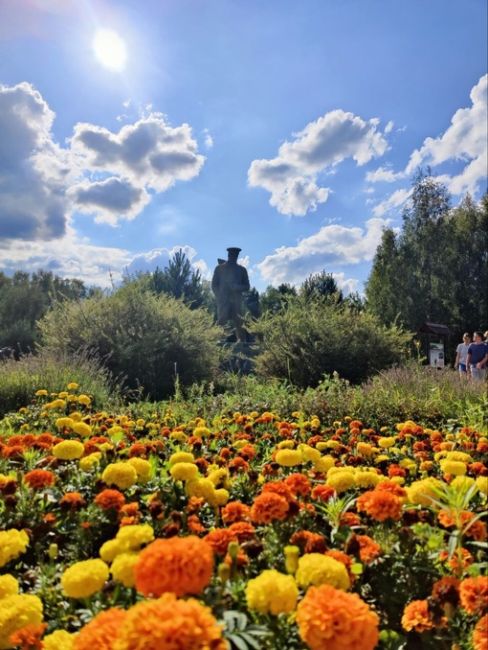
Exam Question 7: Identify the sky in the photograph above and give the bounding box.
[0,0,487,293]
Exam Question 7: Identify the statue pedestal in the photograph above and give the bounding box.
[220,339,259,374]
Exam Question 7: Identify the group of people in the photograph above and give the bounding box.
[455,331,488,381]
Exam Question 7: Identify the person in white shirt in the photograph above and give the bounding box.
[454,333,471,376]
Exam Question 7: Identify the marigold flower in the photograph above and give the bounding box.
[296,584,379,650]
[112,593,226,650]
[94,489,126,511]
[284,473,311,497]
[326,471,355,494]
[356,490,403,522]
[53,440,85,460]
[460,577,488,615]
[73,422,92,437]
[203,529,237,556]
[227,522,256,542]
[111,552,138,588]
[356,535,382,564]
[431,577,460,607]
[126,458,151,481]
[102,463,138,490]
[80,452,102,471]
[406,478,443,507]
[250,492,289,524]
[296,553,350,590]
[74,608,126,650]
[275,449,303,467]
[0,575,18,599]
[9,623,46,650]
[311,484,335,502]
[115,524,154,551]
[246,570,298,615]
[134,536,214,598]
[221,501,250,524]
[43,630,76,650]
[60,492,86,510]
[23,470,55,490]
[170,462,199,482]
[0,595,43,650]
[61,559,109,599]
[0,529,29,568]
[401,600,434,632]
[473,615,488,650]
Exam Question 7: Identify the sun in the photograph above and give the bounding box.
[93,29,127,71]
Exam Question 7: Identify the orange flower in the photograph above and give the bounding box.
[356,535,382,564]
[356,490,402,522]
[290,530,327,554]
[203,529,237,556]
[227,522,256,542]
[473,615,488,650]
[262,481,295,503]
[439,547,473,572]
[187,514,205,535]
[460,577,488,615]
[311,484,335,502]
[60,492,86,510]
[375,480,407,498]
[284,473,311,497]
[401,600,433,633]
[228,457,249,473]
[74,608,126,650]
[431,577,460,606]
[94,489,126,511]
[113,593,226,650]
[221,501,251,525]
[250,492,289,524]
[9,623,46,650]
[325,549,353,573]
[134,536,214,598]
[24,470,55,489]
[340,512,361,528]
[296,584,379,650]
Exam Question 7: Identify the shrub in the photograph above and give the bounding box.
[250,298,411,387]
[0,349,118,417]
[38,283,223,399]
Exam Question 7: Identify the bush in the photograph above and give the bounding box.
[0,349,118,417]
[250,298,411,386]
[38,283,223,399]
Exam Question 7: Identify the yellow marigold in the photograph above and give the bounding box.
[275,449,303,467]
[378,437,396,448]
[134,536,214,598]
[112,593,226,650]
[74,608,126,650]
[169,451,195,466]
[111,552,138,588]
[207,468,229,487]
[354,470,381,489]
[72,422,92,437]
[440,460,467,476]
[53,440,85,460]
[47,398,66,410]
[35,389,48,396]
[473,615,488,650]
[450,476,476,493]
[246,570,298,615]
[61,559,109,599]
[296,553,350,591]
[170,462,199,482]
[99,539,126,563]
[213,488,229,506]
[445,451,472,463]
[185,478,216,503]
[79,453,102,471]
[476,476,488,496]
[102,463,138,490]
[193,426,211,437]
[357,442,376,458]
[405,478,443,507]
[0,575,18,600]
[115,524,154,551]
[55,417,74,430]
[326,471,355,494]
[296,584,379,650]
[299,445,321,464]
[0,530,29,568]
[43,630,76,650]
[127,458,151,481]
[313,455,336,473]
[0,594,43,650]
[77,395,91,406]
[67,382,79,390]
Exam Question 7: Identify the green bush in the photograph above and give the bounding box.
[38,283,223,399]
[250,298,411,386]
[0,349,118,417]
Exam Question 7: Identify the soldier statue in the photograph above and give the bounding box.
[211,247,250,341]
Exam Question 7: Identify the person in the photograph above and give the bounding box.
[466,331,488,381]
[454,333,471,376]
[211,247,250,341]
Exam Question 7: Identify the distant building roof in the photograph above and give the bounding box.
[418,322,451,335]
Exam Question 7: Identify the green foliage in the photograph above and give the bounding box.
[260,284,297,314]
[299,270,342,302]
[0,349,118,417]
[0,270,89,353]
[250,297,411,386]
[366,170,488,340]
[37,282,224,399]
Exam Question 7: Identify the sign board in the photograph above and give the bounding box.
[429,341,445,368]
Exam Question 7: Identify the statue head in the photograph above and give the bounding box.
[227,247,241,263]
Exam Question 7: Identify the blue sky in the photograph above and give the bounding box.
[0,0,486,292]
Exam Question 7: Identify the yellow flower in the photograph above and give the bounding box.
[378,437,396,449]
[284,545,300,574]
[0,575,18,600]
[79,452,101,471]
[475,476,488,496]
[35,389,48,396]
[67,382,79,390]
[102,463,138,490]
[127,457,151,482]
[439,460,466,476]
[450,476,476,493]
[47,398,66,410]
[355,470,381,489]
[326,471,355,494]
[275,449,303,467]
[213,488,230,506]
[99,539,126,563]
[55,417,74,430]
[246,570,298,615]
[445,451,472,463]
[193,426,211,437]
[115,524,155,551]
[170,462,199,482]
[77,394,91,406]
[169,431,188,443]
[296,553,350,590]
[111,552,138,588]
[313,455,336,473]
[277,440,295,449]
[61,559,109,599]
[53,440,85,460]
[357,442,376,458]
[42,630,76,650]
[169,451,195,466]
[72,422,92,437]
[185,478,216,503]
[207,468,229,488]
[0,529,29,568]
[0,594,43,649]
[406,478,443,507]
[299,445,322,464]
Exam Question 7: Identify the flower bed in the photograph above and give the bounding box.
[0,385,486,649]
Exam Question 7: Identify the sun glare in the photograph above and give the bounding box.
[93,29,127,71]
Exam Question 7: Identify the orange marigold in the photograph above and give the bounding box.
[74,608,127,650]
[250,492,289,524]
[60,492,86,510]
[311,484,335,502]
[203,529,237,556]
[23,470,55,489]
[284,473,312,497]
[356,490,402,522]
[460,577,488,615]
[401,600,433,633]
[134,536,214,598]
[9,623,46,650]
[296,584,379,650]
[356,535,382,564]
[473,615,488,650]
[94,489,126,511]
[221,501,251,525]
[112,593,226,650]
[227,522,256,542]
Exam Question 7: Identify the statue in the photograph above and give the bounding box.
[211,247,250,341]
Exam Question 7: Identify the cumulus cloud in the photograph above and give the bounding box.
[366,166,405,183]
[248,109,389,216]
[0,82,206,238]
[372,188,412,217]
[124,245,210,279]
[257,217,389,286]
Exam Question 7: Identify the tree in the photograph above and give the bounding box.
[300,271,343,303]
[260,284,297,314]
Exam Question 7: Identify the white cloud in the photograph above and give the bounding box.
[248,109,389,216]
[366,166,405,183]
[257,217,389,285]
[372,188,412,217]
[203,129,214,149]
[384,120,394,134]
[405,73,487,195]
[124,245,209,279]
